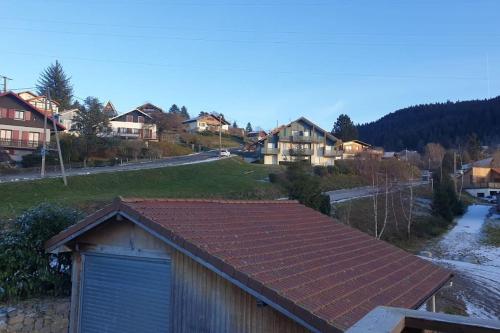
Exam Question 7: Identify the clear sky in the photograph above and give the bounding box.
[2,0,499,131]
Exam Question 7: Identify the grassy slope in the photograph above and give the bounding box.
[0,158,282,220]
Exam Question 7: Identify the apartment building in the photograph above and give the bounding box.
[260,117,342,166]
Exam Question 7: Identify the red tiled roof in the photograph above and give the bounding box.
[46,198,452,332]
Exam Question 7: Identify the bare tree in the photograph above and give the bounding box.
[424,143,445,177]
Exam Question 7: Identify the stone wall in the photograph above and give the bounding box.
[0,298,69,333]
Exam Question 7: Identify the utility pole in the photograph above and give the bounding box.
[48,91,67,186]
[0,75,12,93]
[453,151,457,192]
[219,115,222,157]
[41,94,49,178]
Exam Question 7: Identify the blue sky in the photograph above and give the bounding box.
[2,0,499,130]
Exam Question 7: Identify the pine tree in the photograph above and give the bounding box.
[36,60,74,110]
[332,114,358,141]
[169,104,180,114]
[180,106,190,119]
[245,122,253,132]
[73,97,109,137]
[232,121,238,128]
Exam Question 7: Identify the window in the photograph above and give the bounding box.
[29,132,40,143]
[0,129,12,140]
[126,115,133,122]
[138,116,144,123]
[14,110,25,120]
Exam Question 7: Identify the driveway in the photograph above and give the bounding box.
[0,150,222,183]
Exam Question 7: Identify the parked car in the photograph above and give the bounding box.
[220,149,231,157]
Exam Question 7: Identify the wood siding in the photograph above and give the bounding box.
[69,218,311,333]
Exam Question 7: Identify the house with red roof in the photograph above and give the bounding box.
[46,198,452,333]
[0,91,65,162]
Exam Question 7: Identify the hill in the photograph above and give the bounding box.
[357,96,500,151]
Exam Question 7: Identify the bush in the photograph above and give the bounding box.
[0,204,82,301]
[268,173,279,183]
[326,165,339,175]
[21,150,59,168]
[313,166,328,177]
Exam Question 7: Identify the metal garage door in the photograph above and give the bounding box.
[79,253,171,333]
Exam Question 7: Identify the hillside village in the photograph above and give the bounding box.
[2,3,500,331]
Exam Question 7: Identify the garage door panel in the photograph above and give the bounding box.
[80,253,171,333]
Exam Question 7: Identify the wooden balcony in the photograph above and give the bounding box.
[261,147,279,155]
[0,138,53,150]
[322,148,343,157]
[489,182,500,189]
[287,148,312,156]
[346,306,500,333]
[279,135,324,143]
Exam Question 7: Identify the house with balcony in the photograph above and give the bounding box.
[462,155,500,197]
[109,109,157,141]
[260,117,342,166]
[182,114,230,133]
[18,91,59,114]
[0,91,65,162]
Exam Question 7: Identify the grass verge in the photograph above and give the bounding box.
[0,158,283,221]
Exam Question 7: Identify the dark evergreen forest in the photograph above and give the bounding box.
[357,96,500,151]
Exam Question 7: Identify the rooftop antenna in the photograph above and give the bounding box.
[0,75,12,93]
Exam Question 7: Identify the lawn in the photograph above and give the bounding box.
[0,158,283,220]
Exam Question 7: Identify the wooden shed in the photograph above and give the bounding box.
[46,198,452,333]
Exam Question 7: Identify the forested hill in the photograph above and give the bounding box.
[357,96,500,151]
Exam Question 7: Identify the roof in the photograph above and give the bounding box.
[0,91,65,130]
[182,114,231,125]
[110,108,152,120]
[136,102,164,113]
[343,140,372,147]
[46,198,452,332]
[472,157,493,168]
[285,117,339,143]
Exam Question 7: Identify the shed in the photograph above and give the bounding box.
[46,198,452,333]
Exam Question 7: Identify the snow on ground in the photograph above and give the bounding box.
[423,204,500,319]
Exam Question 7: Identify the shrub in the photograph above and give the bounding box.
[313,166,328,177]
[326,165,339,175]
[268,173,279,183]
[0,204,82,301]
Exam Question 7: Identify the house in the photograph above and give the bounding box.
[18,91,60,114]
[103,101,118,118]
[462,155,500,197]
[58,108,79,133]
[136,102,164,116]
[109,109,157,141]
[182,114,230,133]
[0,91,65,161]
[46,198,452,333]
[340,140,383,159]
[247,130,267,142]
[260,117,342,166]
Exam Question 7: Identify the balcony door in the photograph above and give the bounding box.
[0,129,12,141]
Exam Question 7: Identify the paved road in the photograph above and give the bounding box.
[0,150,222,183]
[326,181,428,203]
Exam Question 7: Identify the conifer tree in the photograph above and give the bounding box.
[36,60,74,110]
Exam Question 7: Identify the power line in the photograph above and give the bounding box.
[1,49,494,82]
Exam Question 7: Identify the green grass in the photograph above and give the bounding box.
[0,158,283,220]
[484,220,500,246]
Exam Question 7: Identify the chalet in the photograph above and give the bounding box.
[136,102,164,116]
[103,101,118,118]
[46,198,451,333]
[18,91,59,114]
[0,91,65,161]
[260,117,342,166]
[182,114,230,133]
[109,109,157,141]
[462,155,500,197]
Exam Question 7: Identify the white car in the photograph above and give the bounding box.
[220,149,231,157]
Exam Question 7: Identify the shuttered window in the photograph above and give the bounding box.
[79,253,172,333]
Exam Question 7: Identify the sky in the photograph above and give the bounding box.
[2,0,499,131]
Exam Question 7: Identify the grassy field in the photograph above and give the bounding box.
[0,158,283,220]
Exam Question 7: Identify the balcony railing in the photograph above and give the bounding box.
[323,148,343,157]
[262,147,279,154]
[489,182,500,189]
[0,138,50,150]
[279,135,324,143]
[346,306,500,333]
[287,148,312,156]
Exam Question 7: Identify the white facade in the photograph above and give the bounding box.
[109,120,157,140]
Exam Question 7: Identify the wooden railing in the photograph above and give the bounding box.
[261,147,279,154]
[346,306,500,333]
[322,148,343,157]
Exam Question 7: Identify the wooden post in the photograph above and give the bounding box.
[41,93,48,178]
[48,91,68,186]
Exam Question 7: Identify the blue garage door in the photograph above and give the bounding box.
[79,253,171,333]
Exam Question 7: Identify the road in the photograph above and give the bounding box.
[326,181,428,203]
[0,151,222,183]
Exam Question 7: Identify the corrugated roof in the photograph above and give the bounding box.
[46,198,451,332]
